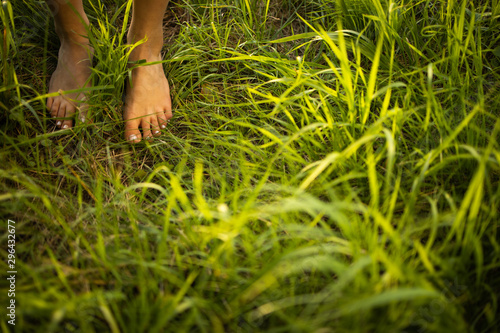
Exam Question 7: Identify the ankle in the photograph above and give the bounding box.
[55,17,90,46]
[129,48,162,64]
[58,29,90,48]
[59,39,92,59]
[127,28,164,59]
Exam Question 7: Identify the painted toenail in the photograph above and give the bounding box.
[57,121,61,126]
[161,124,166,129]
[80,117,85,123]
[154,131,160,134]
[129,134,138,141]
[62,125,68,129]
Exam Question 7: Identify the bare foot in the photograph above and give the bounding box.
[123,49,172,143]
[47,39,92,129]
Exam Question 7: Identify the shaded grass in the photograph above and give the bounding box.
[1,0,500,332]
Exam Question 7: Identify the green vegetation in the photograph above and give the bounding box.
[1,0,499,331]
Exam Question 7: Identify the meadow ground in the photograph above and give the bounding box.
[1,0,499,332]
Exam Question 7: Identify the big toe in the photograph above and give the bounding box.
[61,119,73,129]
[125,117,142,143]
[61,103,76,129]
[78,102,91,124]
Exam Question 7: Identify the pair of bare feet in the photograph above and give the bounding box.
[47,31,172,143]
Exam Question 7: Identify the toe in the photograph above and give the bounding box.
[47,97,54,112]
[60,102,74,129]
[165,93,172,120]
[142,117,154,141]
[157,111,171,129]
[61,103,75,129]
[79,103,89,124]
[55,104,65,127]
[61,118,73,129]
[125,116,142,143]
[50,100,61,120]
[164,95,173,123]
[151,116,161,137]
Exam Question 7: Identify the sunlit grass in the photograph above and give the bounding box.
[1,0,499,332]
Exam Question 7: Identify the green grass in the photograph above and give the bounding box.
[1,0,500,332]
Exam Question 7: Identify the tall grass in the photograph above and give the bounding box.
[1,0,499,332]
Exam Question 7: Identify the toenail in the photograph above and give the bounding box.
[154,131,160,134]
[80,117,85,123]
[129,134,138,141]
[62,125,68,129]
[161,124,166,129]
[57,121,61,126]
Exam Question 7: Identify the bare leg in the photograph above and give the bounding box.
[124,0,172,143]
[46,0,92,129]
